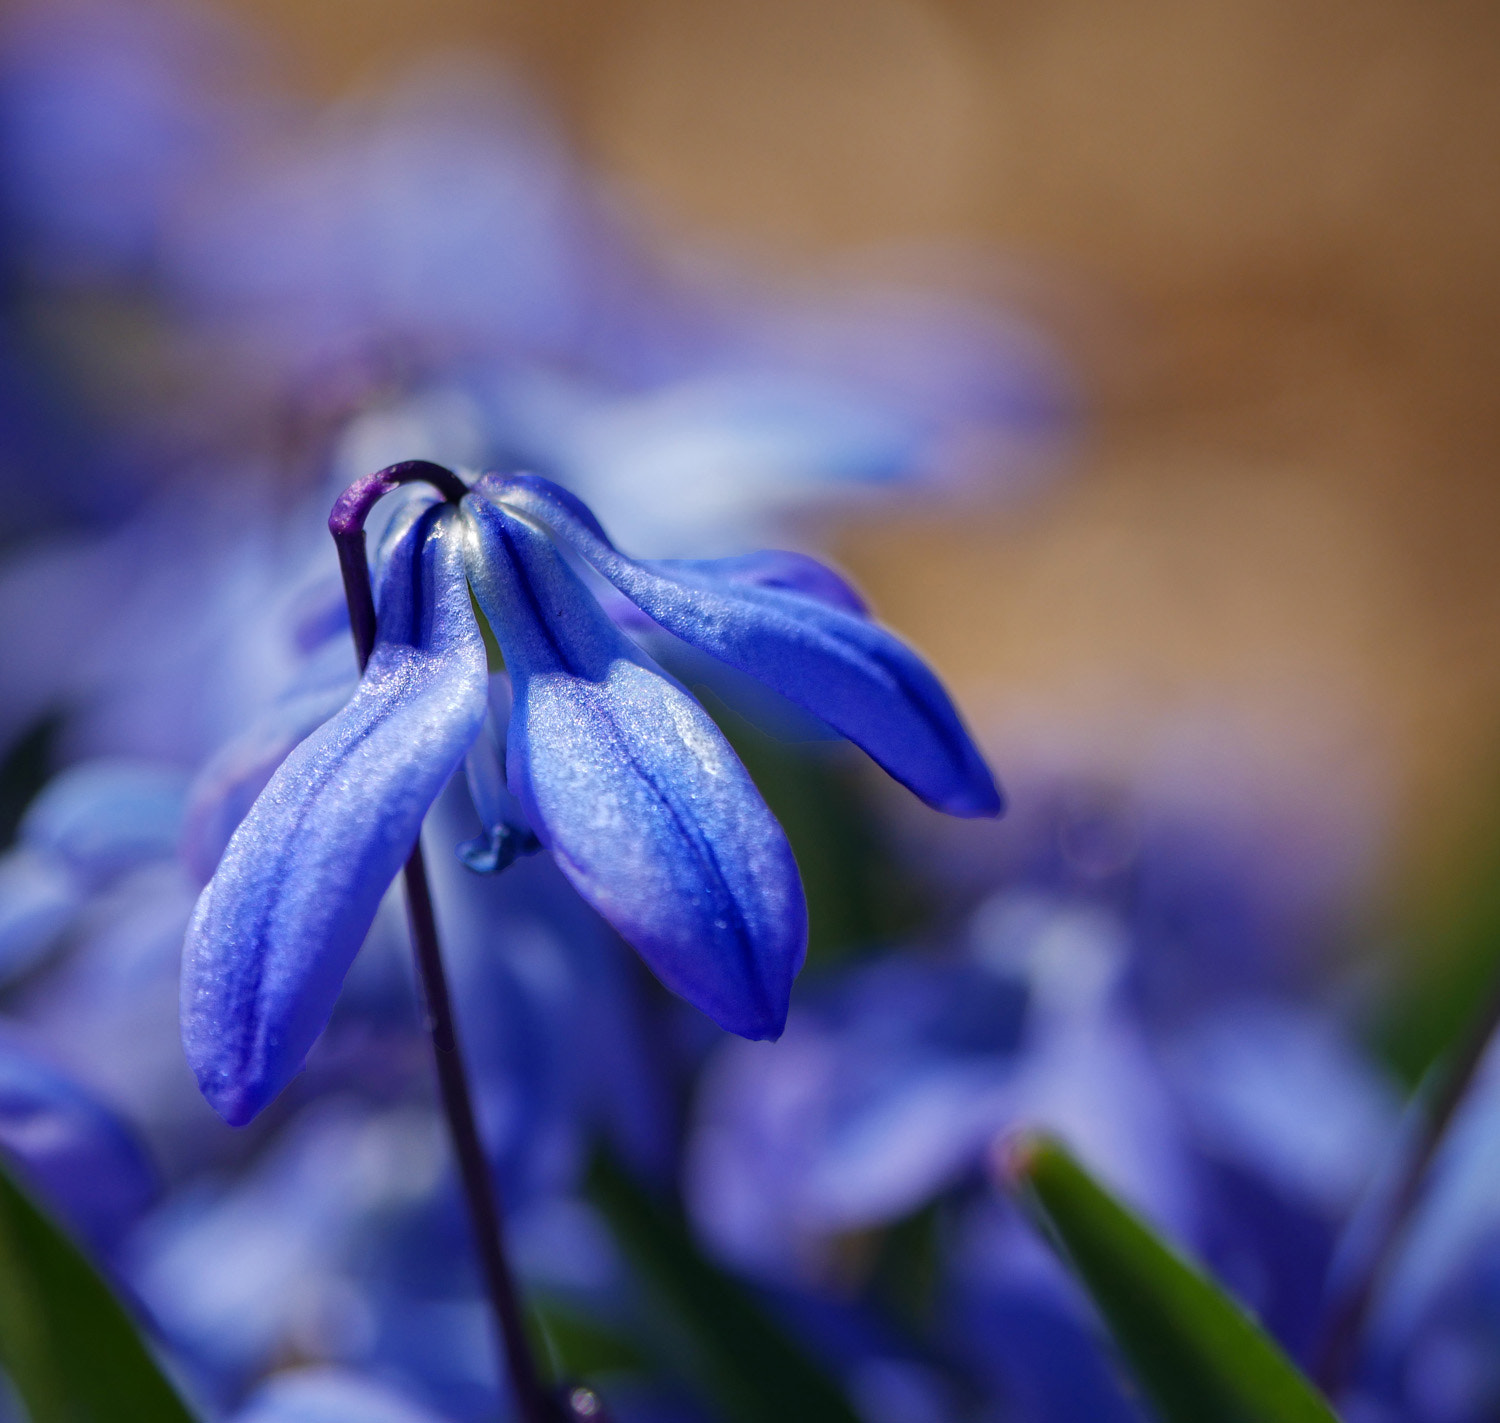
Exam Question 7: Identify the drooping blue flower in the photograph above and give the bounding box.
[182,471,1000,1125]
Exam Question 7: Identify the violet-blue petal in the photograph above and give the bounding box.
[463,494,806,1039]
[592,548,860,737]
[481,473,1001,817]
[656,548,869,616]
[181,505,487,1125]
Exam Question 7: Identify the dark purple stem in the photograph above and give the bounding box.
[400,846,555,1423]
[330,460,470,666]
[332,463,563,1423]
[1314,967,1500,1394]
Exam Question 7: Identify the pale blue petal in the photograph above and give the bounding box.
[234,1369,451,1423]
[0,849,80,983]
[20,759,187,883]
[481,473,1001,817]
[463,495,806,1039]
[181,505,487,1124]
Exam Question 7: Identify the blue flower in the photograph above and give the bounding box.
[182,471,1000,1125]
[233,1367,454,1423]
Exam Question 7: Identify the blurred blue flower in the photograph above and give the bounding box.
[686,890,1189,1283]
[0,1026,158,1253]
[233,1368,454,1423]
[128,1100,448,1390]
[0,758,187,982]
[1336,1037,1500,1422]
[0,0,251,282]
[182,473,1000,1125]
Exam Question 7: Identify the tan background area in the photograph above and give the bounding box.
[221,0,1500,898]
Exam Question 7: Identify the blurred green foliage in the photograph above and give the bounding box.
[1374,768,1500,1088]
[0,1153,197,1423]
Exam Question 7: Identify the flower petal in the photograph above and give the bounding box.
[655,549,869,616]
[181,505,487,1125]
[481,473,1001,818]
[463,494,806,1039]
[0,849,80,983]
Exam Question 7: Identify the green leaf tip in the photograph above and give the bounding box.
[1000,1132,1342,1423]
[0,1155,199,1423]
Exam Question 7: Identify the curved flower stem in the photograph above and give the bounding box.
[332,463,560,1423]
[330,459,470,667]
[1314,965,1500,1394]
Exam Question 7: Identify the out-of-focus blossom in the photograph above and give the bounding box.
[128,1101,447,1386]
[0,0,250,282]
[125,1082,637,1419]
[0,758,186,981]
[162,66,626,384]
[1341,1039,1500,1422]
[0,480,331,763]
[233,1368,454,1423]
[680,785,1411,1420]
[18,856,213,1165]
[0,1027,158,1253]
[1161,1001,1399,1360]
[686,890,1188,1283]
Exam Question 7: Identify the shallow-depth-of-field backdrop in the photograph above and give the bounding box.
[0,3,1497,1420]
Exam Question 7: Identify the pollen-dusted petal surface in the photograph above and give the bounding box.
[654,549,869,616]
[464,494,806,1040]
[181,505,487,1125]
[480,473,1001,818]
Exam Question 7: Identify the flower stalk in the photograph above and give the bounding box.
[332,463,557,1423]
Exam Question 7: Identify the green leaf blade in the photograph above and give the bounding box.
[1005,1134,1341,1423]
[0,1156,198,1423]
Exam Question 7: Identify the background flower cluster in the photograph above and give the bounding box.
[0,2,1497,1421]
